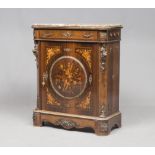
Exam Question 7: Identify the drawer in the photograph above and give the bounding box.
[34,30,98,41]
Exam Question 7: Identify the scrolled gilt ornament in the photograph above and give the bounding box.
[42,72,48,87]
[33,112,37,123]
[32,42,39,67]
[41,32,54,38]
[82,32,93,38]
[100,45,107,71]
[55,119,78,129]
[62,31,72,38]
[89,74,92,85]
[32,43,39,58]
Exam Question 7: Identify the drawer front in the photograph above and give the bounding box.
[35,30,98,41]
[39,42,99,116]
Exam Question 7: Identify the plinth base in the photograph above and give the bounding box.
[33,110,121,136]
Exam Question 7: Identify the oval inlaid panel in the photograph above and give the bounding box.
[49,56,87,99]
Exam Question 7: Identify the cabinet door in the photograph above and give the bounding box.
[40,42,99,116]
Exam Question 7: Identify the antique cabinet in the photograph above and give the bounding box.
[32,24,122,135]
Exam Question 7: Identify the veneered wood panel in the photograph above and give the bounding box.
[32,25,122,135]
[39,41,99,116]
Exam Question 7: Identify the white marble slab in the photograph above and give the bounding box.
[32,24,123,30]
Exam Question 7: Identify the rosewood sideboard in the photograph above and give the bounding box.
[32,24,123,135]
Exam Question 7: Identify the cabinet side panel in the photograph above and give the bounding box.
[111,42,120,113]
[107,44,113,115]
[107,42,120,115]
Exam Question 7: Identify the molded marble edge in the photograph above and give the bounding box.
[32,24,123,30]
[34,109,121,121]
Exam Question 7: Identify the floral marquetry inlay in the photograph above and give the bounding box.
[76,91,91,110]
[46,88,60,106]
[55,119,78,129]
[46,47,61,64]
[49,56,87,99]
[75,48,92,69]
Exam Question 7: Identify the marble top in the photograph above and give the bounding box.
[32,24,123,30]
